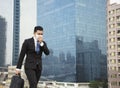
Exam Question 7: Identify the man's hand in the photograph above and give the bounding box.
[38,36,43,43]
[15,69,21,75]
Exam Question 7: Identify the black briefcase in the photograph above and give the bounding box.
[10,74,24,88]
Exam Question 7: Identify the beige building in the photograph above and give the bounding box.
[107,1,120,88]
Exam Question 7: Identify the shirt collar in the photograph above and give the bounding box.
[33,36,37,42]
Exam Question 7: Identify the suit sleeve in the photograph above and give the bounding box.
[42,41,50,55]
[16,40,27,69]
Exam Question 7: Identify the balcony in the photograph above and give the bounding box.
[116,16,120,22]
[116,9,120,15]
[117,23,120,28]
[117,37,120,43]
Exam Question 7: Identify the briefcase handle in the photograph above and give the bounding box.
[15,73,21,77]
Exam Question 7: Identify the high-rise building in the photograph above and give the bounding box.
[107,1,120,88]
[12,0,20,65]
[0,16,6,66]
[37,0,107,82]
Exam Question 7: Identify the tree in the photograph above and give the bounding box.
[89,80,108,88]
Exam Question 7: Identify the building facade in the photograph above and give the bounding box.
[12,0,20,65]
[37,0,107,82]
[0,16,6,67]
[107,2,120,88]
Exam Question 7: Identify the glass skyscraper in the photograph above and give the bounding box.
[12,0,20,65]
[0,16,6,67]
[37,0,107,82]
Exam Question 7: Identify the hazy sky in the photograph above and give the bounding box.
[0,0,13,65]
[0,0,36,65]
[111,0,120,3]
[20,0,36,45]
[0,0,120,65]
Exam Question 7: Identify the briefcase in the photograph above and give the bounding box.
[10,74,24,88]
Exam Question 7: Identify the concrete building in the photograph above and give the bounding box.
[107,1,120,88]
[12,0,20,65]
[0,16,7,67]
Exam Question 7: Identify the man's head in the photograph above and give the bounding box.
[34,26,43,40]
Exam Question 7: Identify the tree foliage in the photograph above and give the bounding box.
[89,80,108,88]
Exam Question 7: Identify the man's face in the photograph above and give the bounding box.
[34,30,43,39]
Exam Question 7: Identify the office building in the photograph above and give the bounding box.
[37,0,107,82]
[0,16,6,67]
[107,1,120,88]
[12,0,20,65]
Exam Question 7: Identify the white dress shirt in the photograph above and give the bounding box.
[33,36,44,49]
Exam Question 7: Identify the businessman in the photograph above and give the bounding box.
[16,26,49,88]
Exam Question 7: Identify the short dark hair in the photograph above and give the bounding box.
[34,26,43,33]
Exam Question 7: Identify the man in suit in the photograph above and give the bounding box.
[16,26,49,88]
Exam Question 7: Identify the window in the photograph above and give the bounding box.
[110,45,115,49]
[109,24,115,29]
[117,37,120,41]
[109,10,115,15]
[111,81,117,86]
[118,67,120,72]
[111,74,117,78]
[118,74,120,77]
[110,52,115,56]
[118,52,120,56]
[110,66,116,71]
[109,31,115,35]
[116,16,120,21]
[117,30,120,35]
[117,23,120,28]
[118,45,120,50]
[119,82,120,86]
[109,38,115,42]
[116,8,120,13]
[109,17,115,22]
[118,59,120,64]
[110,59,116,64]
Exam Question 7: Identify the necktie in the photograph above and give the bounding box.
[36,41,40,54]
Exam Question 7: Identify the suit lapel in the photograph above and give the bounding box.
[31,37,35,51]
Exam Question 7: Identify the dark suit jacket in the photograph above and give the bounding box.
[16,37,49,70]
